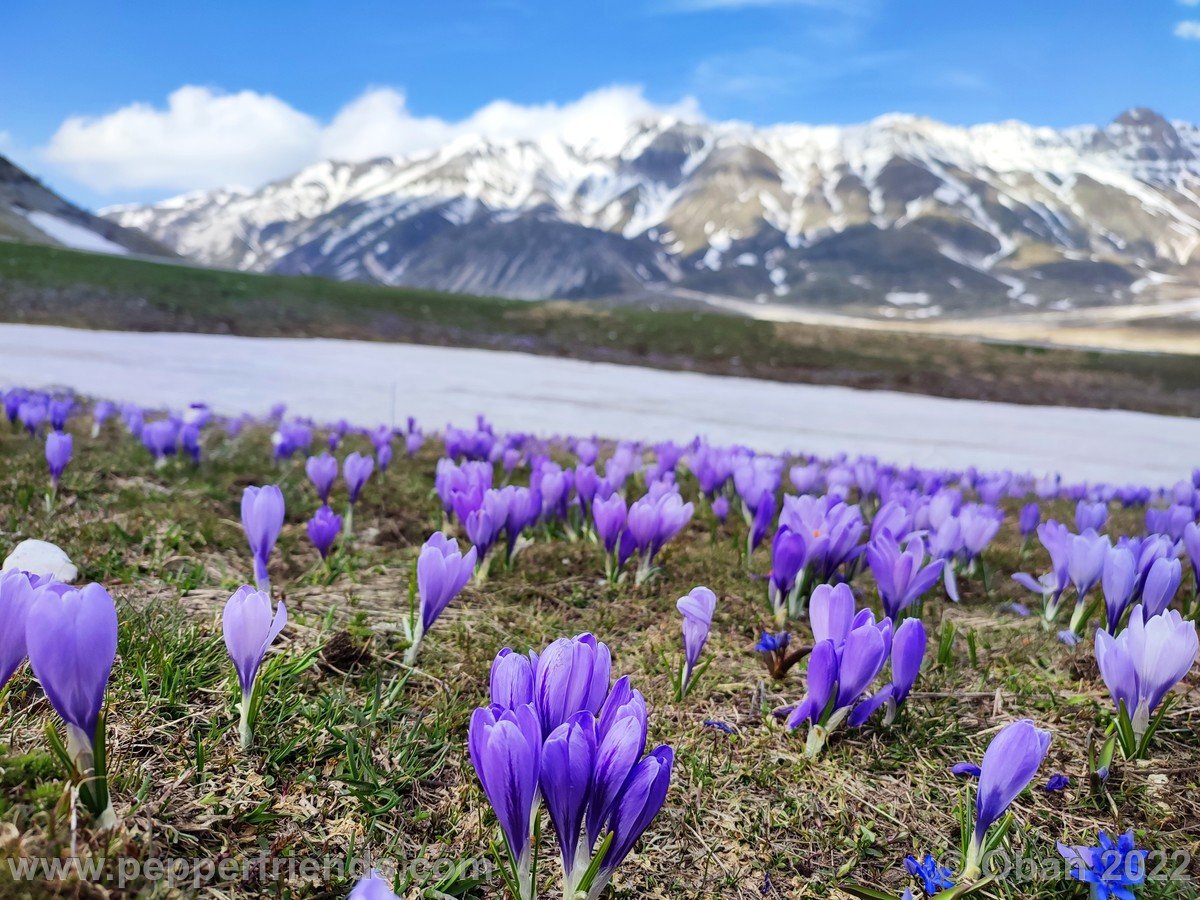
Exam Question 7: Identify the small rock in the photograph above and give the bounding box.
[3,539,78,582]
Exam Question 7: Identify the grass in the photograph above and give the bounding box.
[3,240,1200,416]
[0,413,1198,899]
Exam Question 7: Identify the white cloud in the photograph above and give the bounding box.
[1175,19,1200,38]
[45,86,321,192]
[1181,0,1200,7]
[42,84,700,196]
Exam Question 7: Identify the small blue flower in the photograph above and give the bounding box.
[702,719,737,736]
[1058,830,1147,900]
[904,853,955,895]
[950,762,982,778]
[1002,602,1031,617]
[755,631,790,653]
[1057,629,1081,646]
[1043,773,1070,792]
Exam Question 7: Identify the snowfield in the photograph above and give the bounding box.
[0,323,1196,486]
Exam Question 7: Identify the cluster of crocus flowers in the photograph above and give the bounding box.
[241,485,285,592]
[674,586,716,700]
[404,532,476,665]
[606,488,694,585]
[786,584,926,756]
[222,585,287,750]
[469,634,674,900]
[1094,604,1197,759]
[25,581,120,829]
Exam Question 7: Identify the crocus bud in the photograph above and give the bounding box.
[241,485,285,592]
[965,719,1051,878]
[305,453,338,503]
[540,711,598,888]
[490,647,537,708]
[306,505,342,559]
[406,533,476,664]
[468,703,541,894]
[25,581,119,828]
[222,585,287,749]
[676,586,716,698]
[45,431,73,489]
[343,452,374,505]
[535,633,611,733]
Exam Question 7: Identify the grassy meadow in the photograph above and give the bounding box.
[0,415,1197,898]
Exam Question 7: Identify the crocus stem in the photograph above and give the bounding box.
[66,724,118,829]
[238,694,253,750]
[253,557,270,594]
[404,622,424,666]
[343,505,355,538]
[961,837,984,882]
[804,724,828,758]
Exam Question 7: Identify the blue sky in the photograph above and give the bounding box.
[3,0,1197,208]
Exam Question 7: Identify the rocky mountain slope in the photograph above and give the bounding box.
[1,155,174,258]
[102,108,1200,315]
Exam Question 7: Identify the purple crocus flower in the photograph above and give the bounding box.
[241,485,285,592]
[1140,557,1182,620]
[0,570,37,689]
[768,527,809,625]
[407,532,477,663]
[45,431,73,489]
[1018,502,1041,539]
[1095,605,1197,751]
[676,586,716,699]
[141,418,179,464]
[18,398,47,435]
[490,647,537,708]
[1075,500,1108,533]
[591,745,674,893]
[711,495,730,523]
[468,703,542,895]
[539,710,598,888]
[464,488,509,575]
[343,452,374,505]
[1101,546,1137,633]
[593,493,627,578]
[1182,521,1200,598]
[348,871,400,900]
[306,505,342,559]
[866,534,943,621]
[305,453,338,502]
[222,584,287,749]
[849,616,926,727]
[25,581,119,827]
[535,633,612,734]
[48,398,73,432]
[788,584,893,755]
[90,399,114,437]
[499,485,540,562]
[963,719,1051,878]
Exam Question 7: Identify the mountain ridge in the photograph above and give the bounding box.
[0,155,176,259]
[101,108,1200,315]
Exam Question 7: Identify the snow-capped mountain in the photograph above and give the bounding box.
[1,154,174,258]
[103,108,1200,314]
